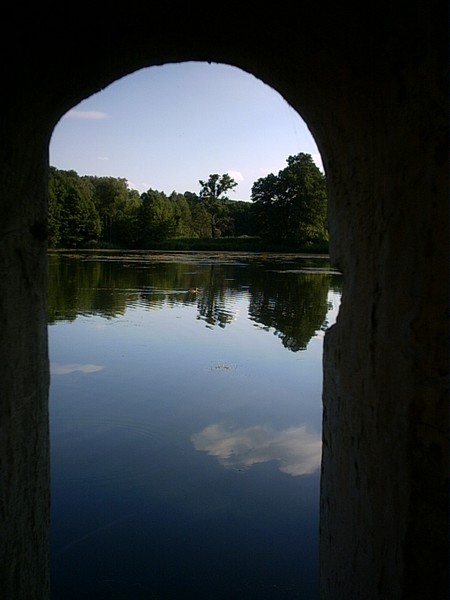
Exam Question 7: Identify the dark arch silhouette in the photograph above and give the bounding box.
[0,5,447,599]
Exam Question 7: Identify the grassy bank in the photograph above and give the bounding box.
[91,236,329,254]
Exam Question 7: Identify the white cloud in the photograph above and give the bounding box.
[96,156,109,161]
[191,423,321,476]
[65,110,109,120]
[126,179,148,192]
[227,170,244,182]
[127,180,150,193]
[51,363,104,375]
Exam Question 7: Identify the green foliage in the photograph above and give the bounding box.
[48,167,100,247]
[48,154,328,252]
[49,169,145,248]
[85,175,135,245]
[198,173,238,238]
[251,153,328,247]
[226,200,258,237]
[137,189,176,244]
[113,188,142,248]
[169,191,194,238]
[185,192,211,238]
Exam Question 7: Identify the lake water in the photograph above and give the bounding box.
[48,250,342,600]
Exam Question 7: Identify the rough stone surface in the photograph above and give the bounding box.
[0,5,447,599]
[0,126,51,598]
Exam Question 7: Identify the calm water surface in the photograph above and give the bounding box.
[48,251,342,600]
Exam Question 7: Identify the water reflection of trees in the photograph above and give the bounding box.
[48,254,139,322]
[248,270,331,351]
[196,264,237,328]
[48,253,340,351]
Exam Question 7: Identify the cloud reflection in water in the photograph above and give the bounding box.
[191,423,321,476]
[51,363,104,375]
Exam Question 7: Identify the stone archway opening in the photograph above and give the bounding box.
[50,62,338,600]
[49,62,324,200]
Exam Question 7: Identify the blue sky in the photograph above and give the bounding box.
[50,62,322,202]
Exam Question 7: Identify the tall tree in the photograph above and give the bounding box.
[198,173,237,238]
[137,189,176,245]
[184,191,210,238]
[60,187,101,248]
[224,200,256,237]
[169,191,193,238]
[48,168,100,247]
[114,188,142,248]
[86,176,131,244]
[251,153,328,246]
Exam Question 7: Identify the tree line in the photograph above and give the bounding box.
[48,152,328,250]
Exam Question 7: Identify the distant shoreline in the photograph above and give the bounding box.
[48,236,329,255]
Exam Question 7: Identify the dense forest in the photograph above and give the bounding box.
[48,153,328,252]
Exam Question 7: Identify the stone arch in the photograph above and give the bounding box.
[0,6,447,600]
